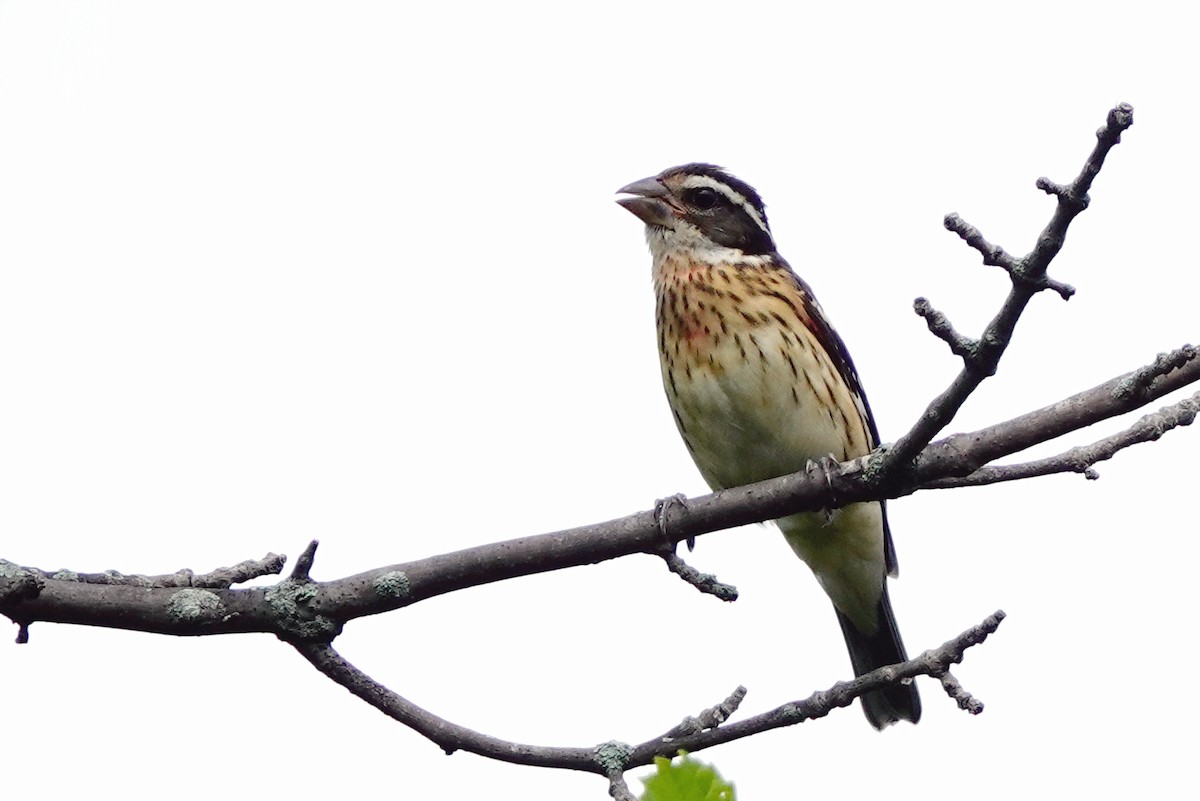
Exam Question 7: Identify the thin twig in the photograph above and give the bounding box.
[937,670,984,714]
[660,552,739,601]
[0,552,285,590]
[656,687,748,741]
[943,213,1017,270]
[913,297,977,358]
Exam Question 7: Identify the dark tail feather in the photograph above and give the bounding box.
[835,586,921,729]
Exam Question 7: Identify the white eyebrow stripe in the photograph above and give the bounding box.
[678,174,770,235]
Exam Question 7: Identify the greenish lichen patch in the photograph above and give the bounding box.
[265,582,302,618]
[265,580,338,642]
[593,740,633,773]
[861,447,889,481]
[372,570,410,600]
[167,589,225,624]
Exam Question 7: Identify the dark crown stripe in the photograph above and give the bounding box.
[667,163,770,228]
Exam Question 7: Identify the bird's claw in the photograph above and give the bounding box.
[806,455,843,525]
[654,492,692,550]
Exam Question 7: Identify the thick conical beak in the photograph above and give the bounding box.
[616,176,677,227]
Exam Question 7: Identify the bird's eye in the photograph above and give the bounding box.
[685,187,722,210]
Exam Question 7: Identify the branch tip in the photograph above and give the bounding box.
[658,686,748,741]
[289,540,321,581]
[1099,102,1135,144]
[914,297,978,359]
[1045,278,1076,300]
[937,669,985,714]
[943,213,1015,269]
[660,551,738,602]
[1035,176,1064,197]
[1115,345,1198,400]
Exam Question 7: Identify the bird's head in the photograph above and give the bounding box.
[617,163,776,262]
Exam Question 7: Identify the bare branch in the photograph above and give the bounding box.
[294,640,600,768]
[925,391,1200,488]
[885,102,1134,474]
[3,344,1197,641]
[322,340,1192,616]
[914,344,1198,481]
[630,610,1004,760]
[292,612,1003,782]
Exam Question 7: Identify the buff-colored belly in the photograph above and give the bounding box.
[656,264,887,630]
[663,315,857,490]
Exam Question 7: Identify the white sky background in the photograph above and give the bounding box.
[1,2,1196,798]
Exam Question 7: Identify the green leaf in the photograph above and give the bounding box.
[639,752,736,801]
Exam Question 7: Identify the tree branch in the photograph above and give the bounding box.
[3,344,1196,642]
[925,390,1200,488]
[879,102,1134,476]
[913,344,1197,481]
[292,612,1003,777]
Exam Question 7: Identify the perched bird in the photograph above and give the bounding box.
[617,163,920,729]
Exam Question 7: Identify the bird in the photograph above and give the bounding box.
[616,163,920,729]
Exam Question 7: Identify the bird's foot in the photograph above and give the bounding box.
[654,492,692,550]
[806,455,844,525]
